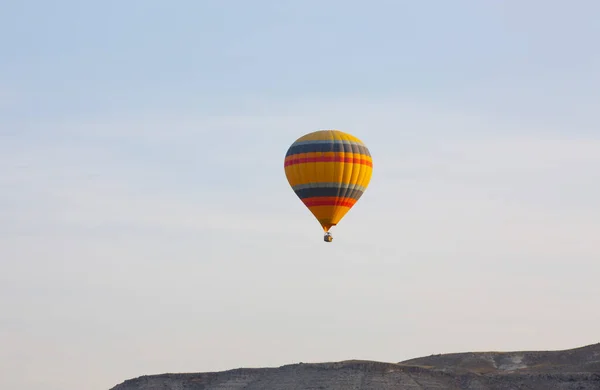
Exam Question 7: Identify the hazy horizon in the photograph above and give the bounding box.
[2,1,599,389]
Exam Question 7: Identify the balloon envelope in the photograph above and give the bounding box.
[284,129,373,232]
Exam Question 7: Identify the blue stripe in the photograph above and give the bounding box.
[286,140,371,157]
[294,186,365,200]
[292,182,368,192]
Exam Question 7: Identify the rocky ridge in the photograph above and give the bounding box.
[110,343,600,389]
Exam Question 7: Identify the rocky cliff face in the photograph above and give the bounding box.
[110,343,600,390]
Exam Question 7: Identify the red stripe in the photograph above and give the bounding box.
[302,197,357,208]
[284,156,372,167]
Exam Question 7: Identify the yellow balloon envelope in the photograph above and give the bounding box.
[284,129,373,242]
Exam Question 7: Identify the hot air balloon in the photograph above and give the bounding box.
[284,129,373,242]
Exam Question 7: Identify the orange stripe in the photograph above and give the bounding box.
[284,151,371,162]
[284,156,373,167]
[302,197,357,208]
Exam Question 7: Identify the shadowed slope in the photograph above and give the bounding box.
[399,342,600,374]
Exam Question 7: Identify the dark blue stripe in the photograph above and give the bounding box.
[286,142,371,157]
[294,187,365,200]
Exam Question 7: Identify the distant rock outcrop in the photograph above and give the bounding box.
[110,343,600,389]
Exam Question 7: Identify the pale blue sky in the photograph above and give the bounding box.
[1,1,600,390]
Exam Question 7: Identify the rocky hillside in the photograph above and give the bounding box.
[110,343,600,390]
